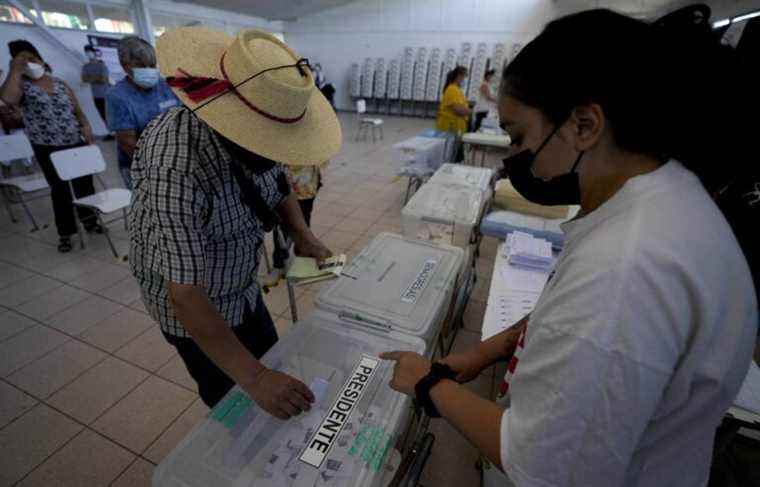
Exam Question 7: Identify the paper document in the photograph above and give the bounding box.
[499,263,549,293]
[505,232,554,271]
[734,363,760,414]
[482,290,541,339]
[287,255,347,285]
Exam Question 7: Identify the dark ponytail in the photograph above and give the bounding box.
[500,7,754,191]
[443,66,468,93]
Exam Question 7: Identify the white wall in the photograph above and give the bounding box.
[283,0,560,110]
[283,0,760,111]
[0,0,283,135]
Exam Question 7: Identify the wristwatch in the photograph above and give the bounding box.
[415,362,457,418]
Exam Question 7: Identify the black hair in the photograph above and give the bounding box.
[8,40,43,62]
[484,69,496,80]
[500,7,754,189]
[84,45,95,53]
[443,66,468,93]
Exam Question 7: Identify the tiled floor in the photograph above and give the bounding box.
[0,113,502,486]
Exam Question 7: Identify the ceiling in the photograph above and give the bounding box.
[556,0,694,20]
[179,0,726,24]
[181,0,359,21]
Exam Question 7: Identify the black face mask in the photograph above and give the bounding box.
[502,124,584,206]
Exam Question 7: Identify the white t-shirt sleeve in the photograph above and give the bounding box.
[500,255,674,486]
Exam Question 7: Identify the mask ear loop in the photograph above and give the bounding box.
[570,151,584,173]
[535,122,564,156]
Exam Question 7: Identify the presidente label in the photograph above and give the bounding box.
[400,259,438,304]
[299,355,380,469]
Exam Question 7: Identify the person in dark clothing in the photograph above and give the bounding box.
[1,40,101,252]
[81,45,110,131]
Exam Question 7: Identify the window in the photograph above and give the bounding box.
[0,2,32,23]
[151,12,198,38]
[151,12,173,37]
[92,3,133,34]
[37,0,89,30]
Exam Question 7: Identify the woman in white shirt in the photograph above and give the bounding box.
[472,68,497,132]
[382,9,757,487]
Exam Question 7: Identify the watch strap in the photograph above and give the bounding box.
[415,362,457,418]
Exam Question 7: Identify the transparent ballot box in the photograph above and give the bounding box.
[316,233,463,349]
[427,163,494,199]
[391,136,447,169]
[401,182,486,250]
[153,311,426,487]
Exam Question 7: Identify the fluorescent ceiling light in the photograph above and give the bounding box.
[713,19,730,28]
[733,11,760,23]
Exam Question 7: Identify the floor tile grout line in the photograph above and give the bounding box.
[8,415,90,487]
[1,378,159,483]
[0,258,142,322]
[4,350,112,406]
[2,303,194,399]
[107,455,141,487]
[0,329,76,378]
[139,395,202,465]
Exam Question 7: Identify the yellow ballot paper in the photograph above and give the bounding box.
[287,254,347,285]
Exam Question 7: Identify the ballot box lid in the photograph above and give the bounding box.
[315,232,463,341]
[153,310,424,487]
[391,135,443,153]
[428,163,493,193]
[402,182,485,228]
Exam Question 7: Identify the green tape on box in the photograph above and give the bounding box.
[349,425,371,456]
[223,396,252,428]
[371,433,394,472]
[361,427,383,463]
[211,391,244,422]
[349,426,393,472]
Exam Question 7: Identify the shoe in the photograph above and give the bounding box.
[58,237,72,253]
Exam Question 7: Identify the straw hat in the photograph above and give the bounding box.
[156,27,341,166]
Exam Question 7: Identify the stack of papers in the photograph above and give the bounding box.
[482,242,549,341]
[286,254,347,285]
[505,232,554,272]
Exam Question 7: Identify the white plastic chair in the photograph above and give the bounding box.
[355,99,384,142]
[49,145,132,258]
[0,132,49,231]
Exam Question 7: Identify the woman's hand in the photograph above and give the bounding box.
[439,349,491,383]
[380,351,432,397]
[81,123,94,145]
[9,56,27,74]
[294,234,332,262]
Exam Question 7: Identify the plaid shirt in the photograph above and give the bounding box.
[128,107,290,337]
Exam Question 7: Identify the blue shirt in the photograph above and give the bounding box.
[106,77,179,167]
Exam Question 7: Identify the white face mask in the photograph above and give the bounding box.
[25,62,45,80]
[87,52,96,60]
[131,67,160,89]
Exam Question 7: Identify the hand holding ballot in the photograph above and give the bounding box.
[287,254,347,285]
[245,368,316,420]
[294,233,333,263]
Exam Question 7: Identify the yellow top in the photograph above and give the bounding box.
[285,161,328,200]
[436,84,469,134]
